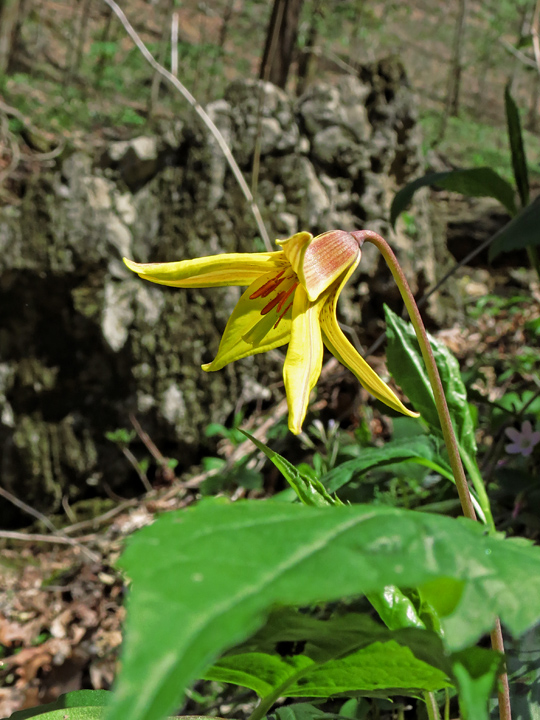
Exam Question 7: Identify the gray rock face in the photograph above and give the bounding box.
[0,62,441,523]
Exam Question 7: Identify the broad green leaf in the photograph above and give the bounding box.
[271,704,327,720]
[222,608,444,667]
[106,500,540,720]
[240,429,342,507]
[488,197,540,259]
[7,691,110,720]
[384,306,477,461]
[4,711,103,720]
[284,641,450,697]
[390,168,517,226]
[205,610,451,698]
[505,84,529,208]
[451,647,502,720]
[207,643,450,699]
[321,436,442,493]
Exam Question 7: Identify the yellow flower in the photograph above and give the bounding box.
[124,230,418,434]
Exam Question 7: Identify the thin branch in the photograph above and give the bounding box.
[499,36,537,70]
[0,485,100,562]
[171,11,179,77]
[101,0,271,251]
[0,529,97,550]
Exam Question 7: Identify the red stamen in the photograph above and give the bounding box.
[249,269,286,299]
[276,282,297,312]
[261,292,284,315]
[274,299,294,328]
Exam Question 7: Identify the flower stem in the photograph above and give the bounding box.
[356,230,511,720]
[357,231,476,521]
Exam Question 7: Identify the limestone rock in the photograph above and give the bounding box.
[0,62,444,523]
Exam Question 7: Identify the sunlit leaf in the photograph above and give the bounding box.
[106,500,540,720]
[205,610,451,698]
[7,691,110,720]
[240,429,341,506]
[321,435,441,493]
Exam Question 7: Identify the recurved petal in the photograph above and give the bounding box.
[202,270,295,372]
[281,230,361,302]
[283,285,325,435]
[276,231,313,267]
[123,252,286,288]
[320,263,419,418]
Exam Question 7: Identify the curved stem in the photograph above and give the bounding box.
[355,230,511,720]
[357,231,476,521]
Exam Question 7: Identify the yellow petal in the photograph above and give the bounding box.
[320,262,419,418]
[202,270,296,371]
[281,230,360,302]
[123,252,286,288]
[276,231,313,276]
[283,285,325,435]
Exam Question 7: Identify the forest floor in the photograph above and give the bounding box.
[1,269,539,716]
[1,0,540,716]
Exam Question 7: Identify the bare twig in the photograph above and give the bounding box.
[62,497,141,535]
[0,485,61,534]
[121,446,153,494]
[499,36,537,70]
[101,0,271,251]
[171,11,179,77]
[0,485,100,562]
[0,529,97,551]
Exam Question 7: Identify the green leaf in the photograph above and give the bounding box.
[106,500,540,720]
[205,610,451,698]
[451,647,502,720]
[321,436,442,493]
[208,643,449,699]
[240,429,342,507]
[505,84,529,208]
[384,306,477,461]
[7,691,110,720]
[488,197,540,260]
[366,586,426,631]
[271,704,327,720]
[390,168,517,227]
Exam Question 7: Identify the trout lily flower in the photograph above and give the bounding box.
[124,230,418,434]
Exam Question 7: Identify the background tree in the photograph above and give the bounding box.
[0,0,21,74]
[259,0,304,88]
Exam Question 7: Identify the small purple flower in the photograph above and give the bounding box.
[505,420,540,457]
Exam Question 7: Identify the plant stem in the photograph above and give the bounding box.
[357,231,476,521]
[461,449,495,529]
[356,230,512,720]
[424,691,441,720]
[491,617,512,720]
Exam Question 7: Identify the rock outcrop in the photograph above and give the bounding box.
[0,62,441,523]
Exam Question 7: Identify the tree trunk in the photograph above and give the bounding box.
[0,0,21,74]
[434,0,468,145]
[296,0,324,96]
[148,0,175,118]
[259,0,304,88]
[447,0,468,117]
